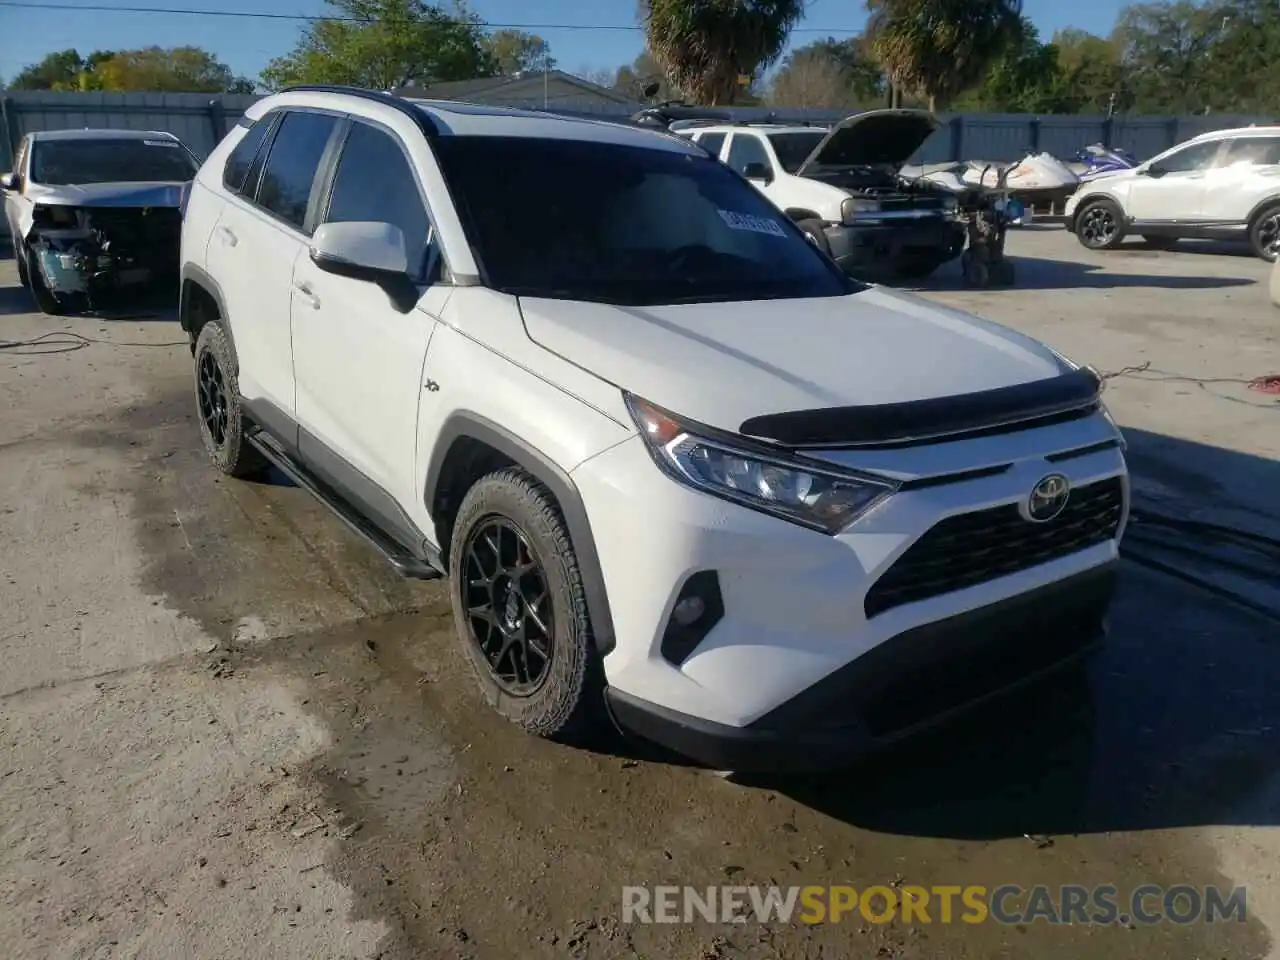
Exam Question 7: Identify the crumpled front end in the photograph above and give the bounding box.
[26,203,182,309]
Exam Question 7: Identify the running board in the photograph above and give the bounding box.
[247,431,443,581]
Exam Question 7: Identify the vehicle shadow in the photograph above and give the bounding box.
[910,256,1257,291]
[676,428,1280,839]
[0,281,179,320]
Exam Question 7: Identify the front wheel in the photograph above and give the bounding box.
[1075,199,1125,250]
[449,468,604,741]
[1248,202,1280,261]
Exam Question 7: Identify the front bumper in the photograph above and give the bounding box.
[607,562,1114,772]
[825,216,966,274]
[570,410,1128,771]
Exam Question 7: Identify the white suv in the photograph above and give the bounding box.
[179,85,1129,772]
[1065,125,1280,259]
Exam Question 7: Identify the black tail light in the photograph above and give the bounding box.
[660,571,725,666]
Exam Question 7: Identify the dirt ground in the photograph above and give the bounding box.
[1,229,1277,960]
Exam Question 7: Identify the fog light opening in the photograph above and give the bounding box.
[660,571,725,666]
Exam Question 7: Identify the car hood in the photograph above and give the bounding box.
[518,288,1070,438]
[25,180,187,208]
[796,109,941,175]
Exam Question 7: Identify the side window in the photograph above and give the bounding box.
[696,132,726,157]
[323,122,434,280]
[1223,137,1280,167]
[223,114,274,194]
[255,111,340,231]
[726,134,772,176]
[1156,140,1222,174]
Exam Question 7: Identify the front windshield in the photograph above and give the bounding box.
[431,135,856,306]
[767,132,827,173]
[30,138,199,186]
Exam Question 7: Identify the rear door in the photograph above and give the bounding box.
[291,117,449,529]
[203,109,343,442]
[1207,135,1280,222]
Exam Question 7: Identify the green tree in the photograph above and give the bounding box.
[1205,0,1280,113]
[953,20,1071,112]
[612,51,678,100]
[9,49,116,91]
[1113,0,1231,113]
[769,35,886,109]
[93,47,253,93]
[1053,28,1128,113]
[866,0,1024,111]
[261,0,493,90]
[485,29,554,74]
[640,0,807,105]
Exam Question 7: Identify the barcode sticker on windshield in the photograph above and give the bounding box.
[144,140,179,148]
[717,210,786,236]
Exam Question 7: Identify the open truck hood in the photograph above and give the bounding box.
[24,180,187,208]
[796,109,940,175]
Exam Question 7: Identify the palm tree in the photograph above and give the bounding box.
[640,0,806,105]
[867,0,1024,112]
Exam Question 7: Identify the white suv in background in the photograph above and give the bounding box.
[179,85,1129,772]
[1066,125,1280,259]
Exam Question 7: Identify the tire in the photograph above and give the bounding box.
[1248,202,1280,261]
[794,218,831,255]
[1074,198,1125,250]
[193,322,267,478]
[448,467,604,741]
[1141,235,1179,250]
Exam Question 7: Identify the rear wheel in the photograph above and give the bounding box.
[1248,202,1280,261]
[1075,199,1125,250]
[193,322,267,478]
[448,468,604,741]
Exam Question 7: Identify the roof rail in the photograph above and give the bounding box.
[279,84,438,137]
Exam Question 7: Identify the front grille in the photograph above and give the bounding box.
[864,476,1124,618]
[89,207,182,255]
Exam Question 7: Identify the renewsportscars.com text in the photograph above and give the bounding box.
[621,884,1247,926]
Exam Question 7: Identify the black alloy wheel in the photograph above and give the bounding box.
[1250,205,1280,261]
[1077,202,1122,249]
[461,516,555,696]
[197,348,229,448]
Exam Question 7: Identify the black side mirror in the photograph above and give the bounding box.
[1144,164,1167,178]
[742,162,773,183]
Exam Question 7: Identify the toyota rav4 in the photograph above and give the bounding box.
[179,86,1130,772]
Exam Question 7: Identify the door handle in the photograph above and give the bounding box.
[293,280,321,309]
[214,225,238,247]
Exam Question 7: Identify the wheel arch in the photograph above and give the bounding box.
[785,208,823,222]
[424,412,617,657]
[180,263,236,363]
[1246,192,1280,227]
[1069,192,1124,233]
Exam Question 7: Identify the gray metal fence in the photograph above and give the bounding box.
[2,89,1276,238]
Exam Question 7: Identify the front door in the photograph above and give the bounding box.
[1127,138,1224,221]
[291,118,447,529]
[726,132,785,208]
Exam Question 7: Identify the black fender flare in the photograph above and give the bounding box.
[785,208,822,223]
[179,262,237,365]
[424,412,617,657]
[1068,193,1126,233]
[1245,193,1280,228]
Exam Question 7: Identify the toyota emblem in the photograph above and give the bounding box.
[1023,473,1071,522]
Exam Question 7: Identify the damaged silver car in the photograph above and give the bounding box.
[2,129,199,315]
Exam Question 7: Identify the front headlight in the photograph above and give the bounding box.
[841,196,881,223]
[626,394,898,534]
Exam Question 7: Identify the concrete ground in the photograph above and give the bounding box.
[0,229,1277,960]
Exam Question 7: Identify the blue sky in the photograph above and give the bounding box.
[0,0,1130,85]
